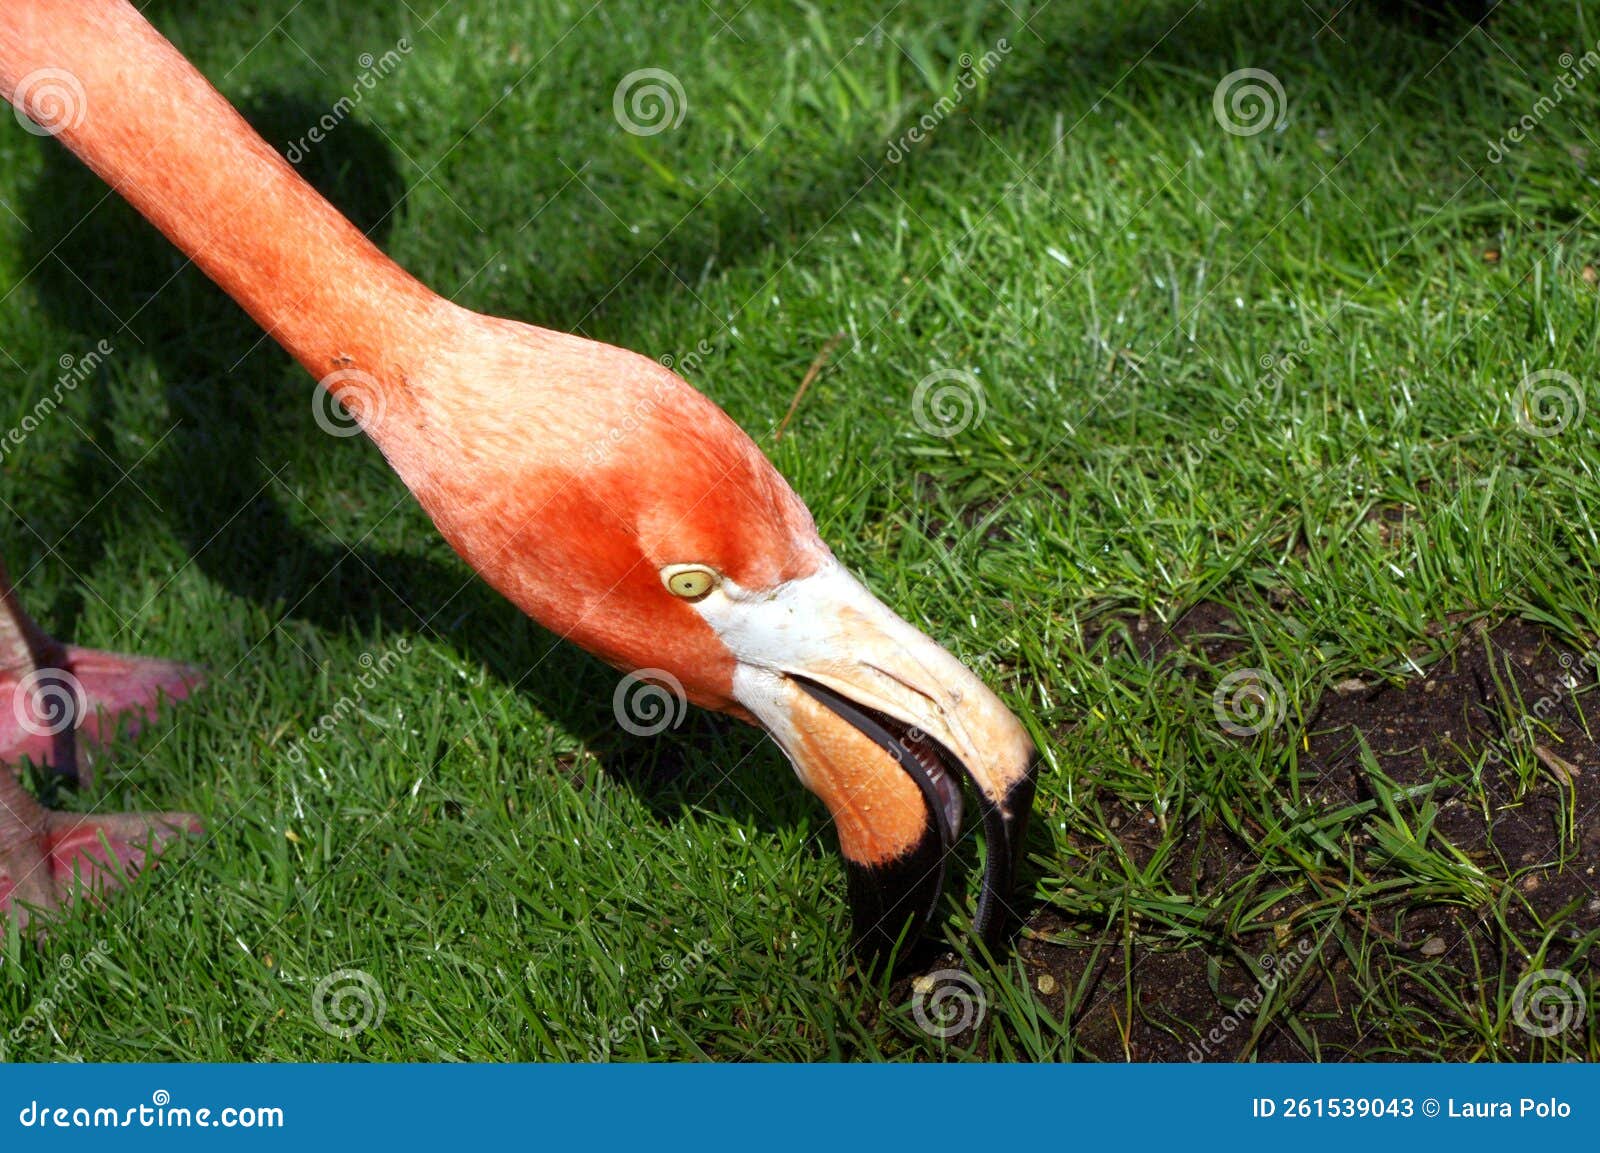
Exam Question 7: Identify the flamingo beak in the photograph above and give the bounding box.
[713,560,1038,957]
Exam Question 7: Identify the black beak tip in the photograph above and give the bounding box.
[971,751,1039,945]
[843,829,947,967]
[845,749,1040,963]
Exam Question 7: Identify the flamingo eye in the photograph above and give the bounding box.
[662,564,719,600]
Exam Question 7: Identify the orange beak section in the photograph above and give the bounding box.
[783,685,934,867]
[722,562,1038,957]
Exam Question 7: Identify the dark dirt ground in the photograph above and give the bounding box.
[906,609,1600,1061]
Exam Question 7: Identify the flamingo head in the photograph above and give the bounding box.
[403,319,1039,956]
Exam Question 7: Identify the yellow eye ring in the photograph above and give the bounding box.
[662,564,719,600]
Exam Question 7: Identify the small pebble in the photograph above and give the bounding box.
[1420,937,1446,957]
[1036,973,1058,996]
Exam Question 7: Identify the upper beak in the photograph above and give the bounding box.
[723,561,1039,957]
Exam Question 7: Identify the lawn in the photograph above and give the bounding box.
[0,0,1597,1061]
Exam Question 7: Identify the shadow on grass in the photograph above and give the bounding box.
[12,94,771,833]
[9,0,1504,956]
[487,0,1503,342]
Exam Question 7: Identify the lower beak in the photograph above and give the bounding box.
[728,562,1038,957]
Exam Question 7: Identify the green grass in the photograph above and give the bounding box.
[1,0,1598,1060]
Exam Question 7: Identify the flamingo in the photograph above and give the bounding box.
[0,0,1037,955]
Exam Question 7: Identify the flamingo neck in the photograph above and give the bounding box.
[0,0,450,392]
